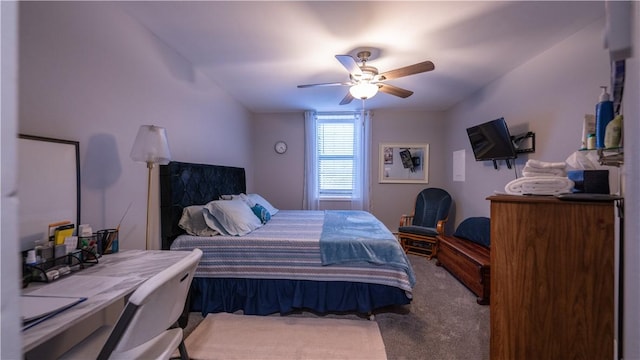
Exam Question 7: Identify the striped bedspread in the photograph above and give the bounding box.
[170,210,414,294]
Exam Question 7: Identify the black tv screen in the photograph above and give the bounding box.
[466,118,517,161]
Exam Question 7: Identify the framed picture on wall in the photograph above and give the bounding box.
[378,143,429,184]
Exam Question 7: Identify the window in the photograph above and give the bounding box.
[316,113,358,197]
[304,111,370,211]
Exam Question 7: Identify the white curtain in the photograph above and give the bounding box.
[351,110,371,211]
[303,110,319,210]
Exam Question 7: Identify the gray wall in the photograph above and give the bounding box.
[1,2,21,358]
[251,112,305,210]
[252,110,448,232]
[369,110,449,231]
[444,17,616,224]
[18,2,254,249]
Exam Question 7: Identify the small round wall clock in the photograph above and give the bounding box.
[274,141,287,154]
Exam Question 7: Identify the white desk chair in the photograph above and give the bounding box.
[59,248,202,360]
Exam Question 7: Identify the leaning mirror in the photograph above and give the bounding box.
[18,134,80,252]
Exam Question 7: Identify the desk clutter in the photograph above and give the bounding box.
[23,249,98,286]
[22,250,195,357]
[22,222,119,287]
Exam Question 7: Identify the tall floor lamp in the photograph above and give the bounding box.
[130,125,171,250]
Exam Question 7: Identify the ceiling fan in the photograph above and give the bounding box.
[297,50,434,105]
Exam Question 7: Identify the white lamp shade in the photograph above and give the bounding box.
[349,83,379,100]
[130,125,171,165]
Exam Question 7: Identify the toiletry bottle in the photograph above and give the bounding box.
[604,114,623,148]
[580,114,596,150]
[587,133,596,150]
[595,86,614,148]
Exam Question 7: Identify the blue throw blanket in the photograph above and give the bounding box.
[320,210,416,287]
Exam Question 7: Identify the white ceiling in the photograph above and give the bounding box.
[119,1,605,113]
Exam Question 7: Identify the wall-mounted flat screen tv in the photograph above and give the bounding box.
[466,117,517,166]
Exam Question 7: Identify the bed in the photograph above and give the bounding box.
[160,161,415,316]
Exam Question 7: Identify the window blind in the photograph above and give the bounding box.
[315,113,358,197]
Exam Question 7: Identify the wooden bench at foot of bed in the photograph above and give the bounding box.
[435,234,490,305]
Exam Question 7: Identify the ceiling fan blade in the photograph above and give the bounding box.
[339,92,354,105]
[379,61,434,81]
[379,83,414,98]
[297,81,351,88]
[335,55,362,75]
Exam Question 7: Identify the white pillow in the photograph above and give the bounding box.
[204,199,263,236]
[248,193,279,215]
[202,208,229,236]
[234,193,279,215]
[178,205,219,237]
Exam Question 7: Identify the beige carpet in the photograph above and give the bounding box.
[182,312,387,360]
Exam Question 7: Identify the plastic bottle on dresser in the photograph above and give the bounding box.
[595,86,614,148]
[604,114,623,149]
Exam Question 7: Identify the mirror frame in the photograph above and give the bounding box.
[18,134,80,252]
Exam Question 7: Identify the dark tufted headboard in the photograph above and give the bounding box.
[159,161,246,250]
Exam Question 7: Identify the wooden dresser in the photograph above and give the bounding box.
[488,195,615,360]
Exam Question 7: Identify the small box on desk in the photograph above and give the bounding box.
[567,170,610,194]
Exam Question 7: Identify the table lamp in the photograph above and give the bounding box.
[130,125,171,250]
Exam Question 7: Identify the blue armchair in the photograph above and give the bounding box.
[398,188,452,259]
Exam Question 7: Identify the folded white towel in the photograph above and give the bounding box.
[505,176,574,195]
[525,159,566,169]
[522,166,566,177]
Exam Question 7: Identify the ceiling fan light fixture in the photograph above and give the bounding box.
[349,82,378,100]
[298,52,433,105]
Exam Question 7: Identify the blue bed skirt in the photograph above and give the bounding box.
[190,277,411,316]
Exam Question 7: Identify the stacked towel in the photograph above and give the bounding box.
[505,176,574,195]
[505,160,573,195]
[522,159,567,177]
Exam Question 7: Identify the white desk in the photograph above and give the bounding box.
[22,250,192,358]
